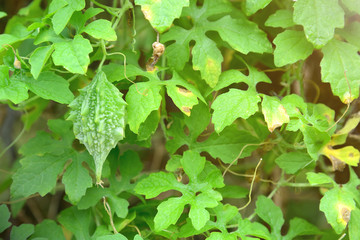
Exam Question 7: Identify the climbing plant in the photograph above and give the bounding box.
[0,0,360,239]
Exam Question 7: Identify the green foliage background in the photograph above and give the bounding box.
[0,0,360,239]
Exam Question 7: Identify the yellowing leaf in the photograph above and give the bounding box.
[261,95,289,132]
[321,145,360,169]
[166,85,198,116]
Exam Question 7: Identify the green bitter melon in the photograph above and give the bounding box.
[68,71,126,184]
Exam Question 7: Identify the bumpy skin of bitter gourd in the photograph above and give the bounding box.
[68,71,126,184]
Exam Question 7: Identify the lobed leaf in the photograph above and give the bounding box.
[52,35,93,74]
[135,0,189,33]
[320,39,360,103]
[293,0,344,48]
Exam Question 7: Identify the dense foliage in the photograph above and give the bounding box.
[0,0,360,239]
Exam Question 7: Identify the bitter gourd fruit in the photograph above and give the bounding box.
[68,71,126,184]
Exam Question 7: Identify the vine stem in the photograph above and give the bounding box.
[103,197,118,234]
[238,158,262,211]
[222,142,267,177]
[111,0,133,30]
[0,109,27,160]
[98,40,107,71]
[107,52,147,96]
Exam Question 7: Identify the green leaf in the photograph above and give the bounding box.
[19,120,73,156]
[181,151,206,182]
[51,0,85,34]
[108,196,129,218]
[261,95,289,132]
[189,202,210,230]
[52,35,93,74]
[134,172,180,199]
[0,67,29,104]
[349,208,360,240]
[0,11,7,19]
[11,153,70,198]
[211,203,239,230]
[284,218,321,240]
[48,0,67,14]
[184,101,211,141]
[193,125,261,163]
[81,19,117,41]
[118,150,143,181]
[68,71,126,183]
[217,185,249,199]
[306,172,335,186]
[162,0,271,87]
[134,234,144,240]
[237,218,271,240]
[135,0,189,33]
[164,42,190,71]
[0,34,20,52]
[192,36,223,88]
[342,0,360,14]
[58,207,91,240]
[207,232,237,240]
[243,0,271,16]
[293,0,344,48]
[273,30,314,67]
[31,219,65,240]
[69,7,104,33]
[126,81,162,134]
[265,9,295,28]
[301,125,331,160]
[0,204,11,233]
[198,162,225,189]
[166,155,182,172]
[96,234,128,240]
[24,71,74,104]
[319,187,355,234]
[62,153,93,204]
[337,22,360,50]
[211,89,260,133]
[29,45,54,79]
[52,5,75,34]
[66,0,85,11]
[10,224,34,240]
[275,152,313,174]
[209,15,272,54]
[213,70,248,92]
[255,196,284,239]
[320,39,360,103]
[154,197,186,231]
[137,110,160,141]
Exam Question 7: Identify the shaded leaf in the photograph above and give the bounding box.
[275,152,313,174]
[29,45,54,79]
